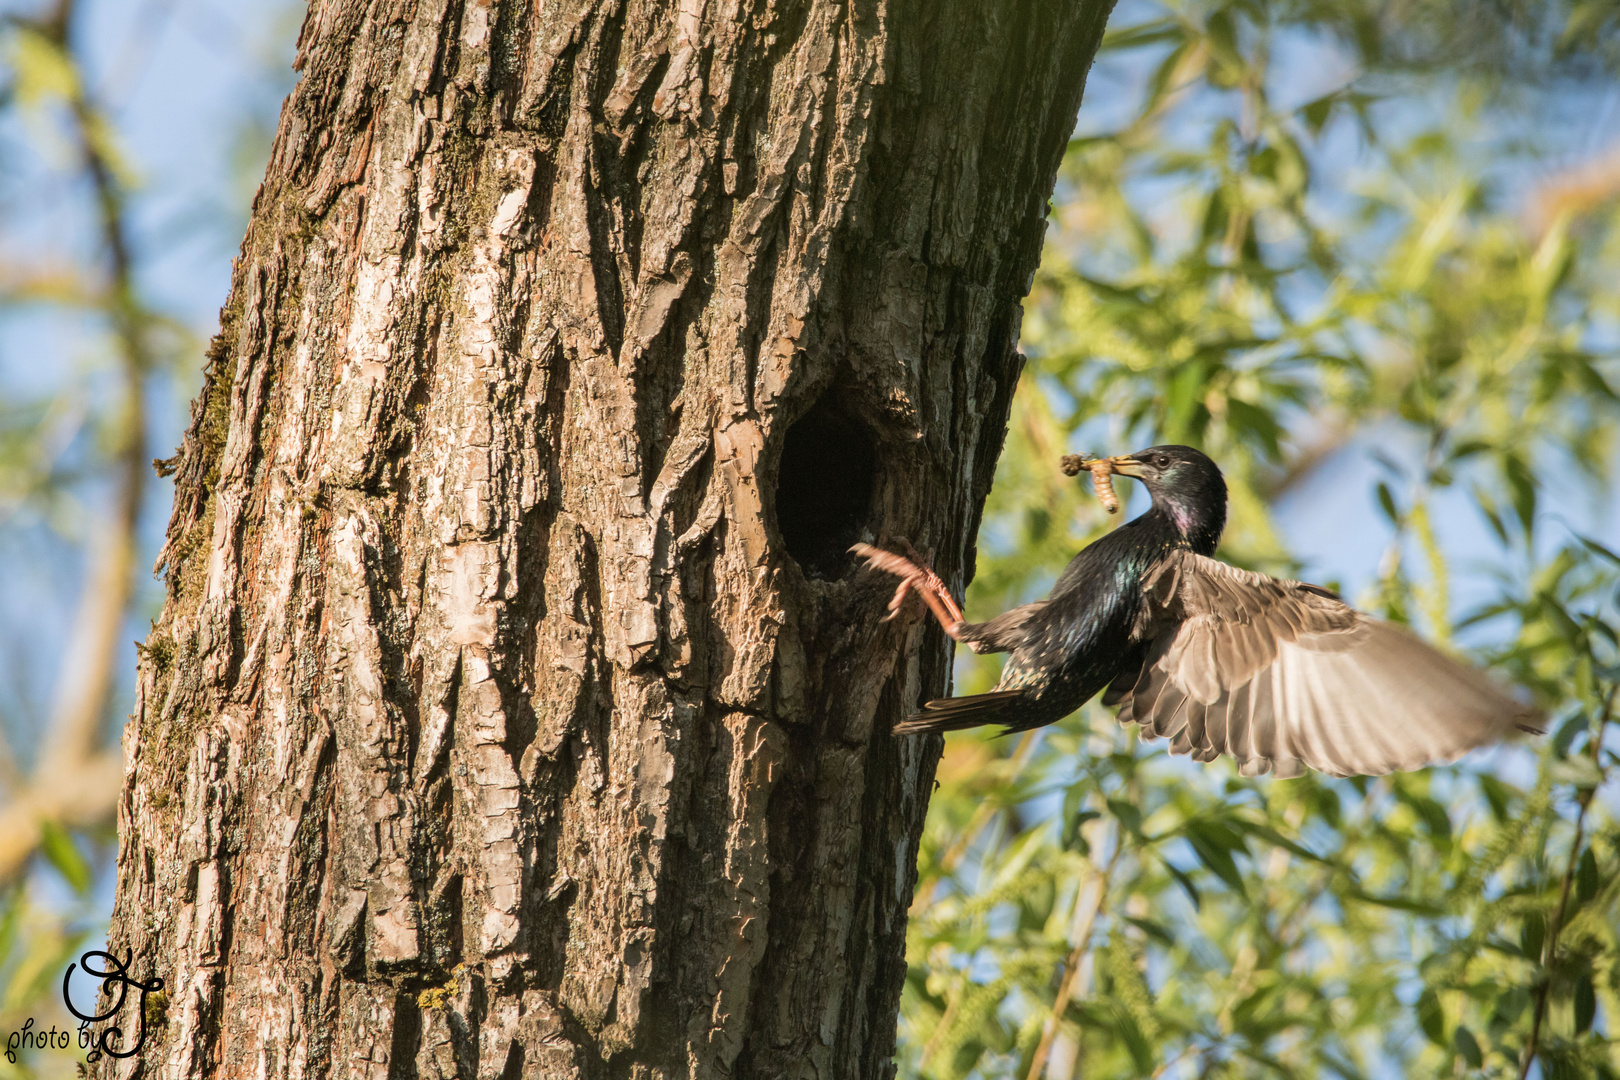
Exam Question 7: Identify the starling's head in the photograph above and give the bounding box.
[1109,444,1227,553]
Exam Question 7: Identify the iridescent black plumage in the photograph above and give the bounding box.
[857,444,1541,778]
[888,444,1224,734]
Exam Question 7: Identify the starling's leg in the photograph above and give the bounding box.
[850,542,938,622]
[892,539,968,626]
[850,541,966,638]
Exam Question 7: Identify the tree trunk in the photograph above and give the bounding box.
[111,0,1112,1076]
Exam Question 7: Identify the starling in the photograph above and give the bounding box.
[854,445,1542,778]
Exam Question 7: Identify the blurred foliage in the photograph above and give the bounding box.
[900,1,1620,1078]
[0,866,98,1080]
[0,5,172,1074]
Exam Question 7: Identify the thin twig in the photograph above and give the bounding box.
[1150,1043,1196,1079]
[1518,684,1615,1079]
[1026,820,1123,1080]
[914,731,1041,1072]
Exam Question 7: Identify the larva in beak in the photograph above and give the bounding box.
[1059,454,1120,514]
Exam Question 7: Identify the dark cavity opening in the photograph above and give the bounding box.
[775,394,876,579]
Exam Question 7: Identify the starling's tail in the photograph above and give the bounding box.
[892,691,1025,735]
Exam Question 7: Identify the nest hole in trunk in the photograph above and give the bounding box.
[774,393,877,579]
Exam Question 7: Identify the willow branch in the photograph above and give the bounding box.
[1026,820,1122,1080]
[1518,684,1615,1079]
[913,730,1043,1073]
[0,0,150,885]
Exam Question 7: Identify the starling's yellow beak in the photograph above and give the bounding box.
[1107,455,1149,479]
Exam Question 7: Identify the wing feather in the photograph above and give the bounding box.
[1115,551,1541,777]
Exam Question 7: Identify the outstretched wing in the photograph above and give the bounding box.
[1114,551,1542,778]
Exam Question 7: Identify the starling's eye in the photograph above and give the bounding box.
[1154,454,1171,469]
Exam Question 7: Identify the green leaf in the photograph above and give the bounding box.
[38,820,90,895]
[1456,600,1514,630]
[1541,594,1583,647]
[1122,915,1177,946]
[1401,183,1471,289]
[10,27,80,106]
[1231,819,1329,864]
[1108,1000,1155,1075]
[1064,804,1101,850]
[1479,774,1515,821]
[1376,481,1399,524]
[1524,215,1573,320]
[1226,397,1283,461]
[1495,987,1531,1026]
[1447,439,1493,462]
[1143,40,1193,114]
[1474,487,1510,544]
[1344,888,1444,916]
[1548,756,1602,789]
[1200,185,1228,245]
[1204,9,1238,61]
[1453,1024,1483,1068]
[1552,712,1588,757]
[1416,987,1445,1045]
[1521,912,1546,963]
[1576,848,1599,905]
[1164,361,1208,441]
[1165,860,1202,910]
[0,889,20,968]
[1107,798,1143,836]
[1578,534,1620,566]
[1185,823,1246,895]
[1313,785,1342,829]
[1394,786,1452,848]
[1301,92,1337,135]
[1502,454,1537,540]
[1575,975,1596,1034]
[1101,17,1184,52]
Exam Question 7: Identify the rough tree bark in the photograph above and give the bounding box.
[109,1,1112,1076]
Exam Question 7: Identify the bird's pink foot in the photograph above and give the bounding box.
[850,541,966,638]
